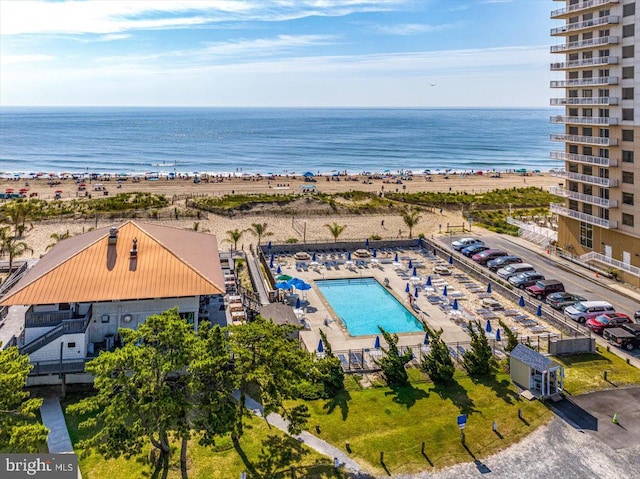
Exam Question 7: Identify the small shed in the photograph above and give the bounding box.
[510,344,564,398]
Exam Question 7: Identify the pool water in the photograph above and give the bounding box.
[315,278,423,336]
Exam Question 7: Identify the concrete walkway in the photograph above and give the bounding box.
[241,393,365,474]
[40,396,74,453]
[245,252,271,305]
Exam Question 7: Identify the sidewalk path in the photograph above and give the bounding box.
[40,396,74,453]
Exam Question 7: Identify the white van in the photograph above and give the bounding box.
[496,263,535,280]
[564,301,615,324]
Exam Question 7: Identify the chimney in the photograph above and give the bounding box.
[108,227,118,245]
[130,237,138,258]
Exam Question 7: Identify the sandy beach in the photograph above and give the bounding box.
[1,172,558,261]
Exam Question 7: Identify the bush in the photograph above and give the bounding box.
[285,238,299,243]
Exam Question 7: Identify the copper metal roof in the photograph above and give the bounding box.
[1,221,225,305]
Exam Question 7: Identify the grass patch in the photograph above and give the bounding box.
[61,393,339,479]
[553,347,640,395]
[298,370,551,476]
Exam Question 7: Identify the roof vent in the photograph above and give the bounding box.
[130,237,138,258]
[108,227,118,245]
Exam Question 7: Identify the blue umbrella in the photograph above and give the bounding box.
[423,332,430,345]
[486,319,492,333]
[412,267,417,277]
[405,283,410,293]
[275,281,292,290]
[317,339,324,353]
[277,264,282,274]
[433,248,437,256]
[374,336,381,348]
[295,297,301,309]
[408,259,413,269]
[487,283,492,294]
[426,276,432,286]
[443,285,448,296]
[267,241,272,251]
[448,255,454,265]
[288,278,306,289]
[269,254,274,268]
[414,287,419,298]
[536,305,543,317]
[303,171,315,177]
[518,295,525,307]
[347,251,352,260]
[373,249,377,258]
[495,328,501,341]
[312,252,317,262]
[365,238,370,247]
[452,298,458,310]
[394,252,399,262]
[297,282,312,291]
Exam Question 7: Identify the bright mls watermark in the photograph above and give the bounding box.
[1,454,77,478]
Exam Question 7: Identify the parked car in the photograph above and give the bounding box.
[487,255,523,272]
[635,310,640,322]
[451,237,484,251]
[461,244,490,257]
[603,324,640,351]
[564,301,616,324]
[525,279,565,300]
[497,263,535,280]
[585,312,632,335]
[471,249,509,265]
[509,271,545,289]
[546,292,587,310]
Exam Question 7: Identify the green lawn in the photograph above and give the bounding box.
[61,393,340,479]
[554,347,640,396]
[296,369,552,476]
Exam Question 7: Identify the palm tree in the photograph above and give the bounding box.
[225,228,247,252]
[324,222,346,243]
[0,234,33,272]
[190,222,210,233]
[5,201,33,238]
[46,231,71,251]
[402,209,422,239]
[249,223,273,246]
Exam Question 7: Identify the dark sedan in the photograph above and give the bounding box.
[546,292,587,310]
[461,244,490,257]
[471,249,509,265]
[508,271,545,289]
[487,255,523,272]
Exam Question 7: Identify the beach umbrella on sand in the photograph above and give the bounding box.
[408,259,413,269]
[537,305,543,317]
[269,254,274,268]
[374,336,381,349]
[405,283,410,293]
[487,283,492,294]
[426,276,432,286]
[394,252,399,262]
[486,319,492,333]
[317,339,324,353]
[277,264,282,274]
[442,285,448,296]
[452,299,459,310]
[495,328,501,341]
[423,332,430,345]
[518,295,525,307]
[448,255,454,265]
[412,267,417,277]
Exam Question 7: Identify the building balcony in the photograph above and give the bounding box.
[550,115,618,126]
[551,15,620,35]
[25,305,92,328]
[551,171,617,187]
[550,151,618,167]
[549,186,617,208]
[550,96,618,106]
[550,203,617,229]
[550,76,618,88]
[551,35,619,53]
[550,56,619,70]
[550,133,618,146]
[551,0,619,19]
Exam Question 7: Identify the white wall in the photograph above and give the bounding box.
[29,333,87,362]
[24,326,56,344]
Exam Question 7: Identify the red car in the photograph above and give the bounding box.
[585,313,632,335]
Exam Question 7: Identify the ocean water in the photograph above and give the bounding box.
[0,107,560,176]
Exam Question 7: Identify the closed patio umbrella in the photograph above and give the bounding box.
[485,319,492,333]
[442,285,448,296]
[495,328,501,341]
[374,336,381,349]
[519,295,525,307]
[426,276,432,286]
[317,339,324,353]
[277,264,282,274]
[487,283,492,294]
[366,238,370,247]
[448,255,454,265]
[452,299,458,310]
[408,259,413,269]
[537,305,543,317]
[394,252,399,262]
[269,255,274,268]
[412,267,417,277]
[405,283,410,293]
[312,252,317,262]
[373,249,377,258]
[414,287,419,298]
[295,297,301,309]
[347,251,352,260]
[423,332,430,345]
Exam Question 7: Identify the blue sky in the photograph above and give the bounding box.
[0,1,557,107]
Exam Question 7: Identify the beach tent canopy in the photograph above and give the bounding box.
[303,171,315,177]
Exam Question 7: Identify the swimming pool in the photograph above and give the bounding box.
[315,278,423,336]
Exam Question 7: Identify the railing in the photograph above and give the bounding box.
[550,133,617,146]
[506,217,558,246]
[550,76,618,88]
[550,35,619,53]
[550,56,619,70]
[28,359,88,376]
[550,115,618,126]
[0,261,29,297]
[550,203,617,229]
[549,186,617,208]
[550,151,617,167]
[550,96,618,106]
[25,304,92,328]
[551,15,619,35]
[551,171,617,187]
[20,312,92,356]
[580,252,640,277]
[551,0,619,18]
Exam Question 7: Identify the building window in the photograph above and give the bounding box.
[580,222,593,249]
[623,24,635,38]
[622,171,635,184]
[622,213,635,227]
[569,200,579,211]
[622,66,634,79]
[623,109,635,121]
[623,192,635,205]
[622,45,635,58]
[623,2,636,16]
[622,150,634,163]
[622,87,634,100]
[583,165,593,176]
[67,342,76,348]
[622,129,635,141]
[583,203,593,215]
[101,314,110,323]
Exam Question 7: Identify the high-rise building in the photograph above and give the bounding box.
[550,0,640,286]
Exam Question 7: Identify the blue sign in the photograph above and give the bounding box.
[457,414,467,429]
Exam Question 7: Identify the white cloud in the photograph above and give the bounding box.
[1,54,55,66]
[373,22,459,35]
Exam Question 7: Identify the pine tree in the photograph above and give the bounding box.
[462,320,495,377]
[498,319,520,353]
[374,328,413,386]
[420,325,455,384]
